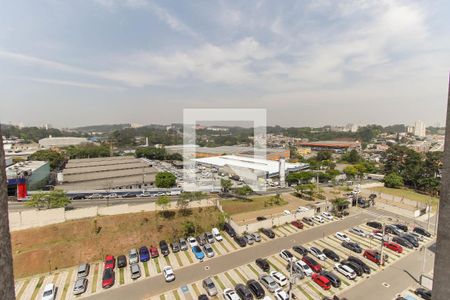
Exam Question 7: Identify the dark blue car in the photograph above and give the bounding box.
[139,246,150,262]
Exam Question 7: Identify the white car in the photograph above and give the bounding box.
[223,288,240,300]
[334,263,356,279]
[129,248,139,264]
[251,232,262,242]
[279,249,295,262]
[369,232,389,241]
[313,215,324,223]
[187,237,198,248]
[270,271,288,287]
[350,227,367,238]
[274,288,289,300]
[41,283,56,300]
[163,266,175,282]
[309,247,327,261]
[211,228,223,241]
[296,206,310,212]
[335,231,351,242]
[294,260,313,276]
[283,210,291,216]
[321,212,333,220]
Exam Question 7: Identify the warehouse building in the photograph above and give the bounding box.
[39,136,91,149]
[6,160,50,198]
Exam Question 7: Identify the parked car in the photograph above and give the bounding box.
[291,220,303,229]
[311,273,331,290]
[334,263,356,279]
[188,237,198,248]
[293,260,313,276]
[246,279,265,299]
[244,234,255,245]
[192,245,205,261]
[261,228,275,239]
[73,278,88,295]
[341,260,363,276]
[255,258,270,272]
[139,246,150,262]
[363,250,388,265]
[348,256,371,274]
[259,274,279,293]
[413,227,431,237]
[335,232,351,242]
[400,234,419,248]
[302,217,314,226]
[293,245,309,256]
[385,225,403,236]
[341,241,362,253]
[302,256,322,273]
[414,287,432,300]
[270,271,287,287]
[42,283,56,300]
[393,223,408,232]
[224,223,237,237]
[171,241,181,253]
[313,215,324,223]
[323,248,339,262]
[392,236,414,249]
[202,277,218,297]
[410,232,425,241]
[234,236,247,247]
[211,228,223,241]
[321,212,333,220]
[117,255,127,268]
[104,255,115,269]
[366,221,382,229]
[251,232,262,242]
[198,294,209,300]
[279,249,295,262]
[196,235,207,247]
[286,261,306,278]
[235,284,254,300]
[129,249,139,264]
[130,263,141,280]
[163,266,175,282]
[309,247,327,261]
[76,263,90,278]
[274,288,289,300]
[256,216,267,221]
[203,244,215,258]
[102,268,115,288]
[149,246,159,258]
[369,231,389,242]
[204,232,215,244]
[179,238,188,251]
[160,240,170,256]
[223,288,240,300]
[383,241,403,253]
[350,227,367,237]
[321,271,341,288]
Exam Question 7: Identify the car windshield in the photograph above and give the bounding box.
[207,282,214,288]
[106,259,113,264]
[103,271,112,280]
[193,246,200,251]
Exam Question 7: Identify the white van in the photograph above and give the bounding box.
[211,228,223,241]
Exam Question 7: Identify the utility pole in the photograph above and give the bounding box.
[380,221,385,266]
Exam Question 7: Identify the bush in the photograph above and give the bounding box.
[384,173,404,188]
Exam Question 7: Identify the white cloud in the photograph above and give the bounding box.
[26,78,121,91]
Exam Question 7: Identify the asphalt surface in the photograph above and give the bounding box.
[84,212,371,300]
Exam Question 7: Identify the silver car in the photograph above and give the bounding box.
[73,278,88,295]
[129,248,139,264]
[76,263,90,278]
[202,277,218,296]
[259,274,279,292]
[130,263,141,280]
[203,243,215,258]
[251,232,262,242]
[179,238,188,251]
[245,234,254,245]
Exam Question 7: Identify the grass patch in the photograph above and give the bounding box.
[267,261,281,272]
[173,290,181,300]
[297,285,314,300]
[160,294,166,300]
[119,268,125,284]
[30,276,45,300]
[184,251,194,264]
[154,259,162,273]
[247,264,259,276]
[211,243,222,255]
[174,252,183,266]
[164,256,171,265]
[234,269,247,282]
[220,195,288,215]
[143,262,150,277]
[91,264,98,293]
[307,281,324,298]
[192,283,201,296]
[224,272,237,286]
[219,239,231,252]
[371,187,439,208]
[17,278,30,299]
[214,275,226,290]
[62,269,74,299]
[222,234,238,250]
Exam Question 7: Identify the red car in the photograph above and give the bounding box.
[102,268,115,288]
[384,241,403,253]
[302,256,322,273]
[312,273,331,290]
[363,250,388,265]
[104,255,115,269]
[291,220,304,229]
[149,246,159,258]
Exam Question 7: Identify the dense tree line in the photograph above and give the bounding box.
[135,147,182,161]
[1,125,85,143]
[65,144,110,159]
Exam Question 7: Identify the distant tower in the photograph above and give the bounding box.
[145,137,149,147]
[279,158,286,188]
[414,120,426,137]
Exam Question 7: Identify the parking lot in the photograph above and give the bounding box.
[150,221,434,300]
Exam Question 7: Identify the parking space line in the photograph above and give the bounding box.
[246,263,260,277]
[215,240,230,253]
[213,275,226,290]
[174,252,184,267]
[232,268,248,283]
[222,235,238,250]
[224,271,238,286]
[61,269,75,300]
[20,277,38,300]
[211,243,222,256]
[55,271,68,300]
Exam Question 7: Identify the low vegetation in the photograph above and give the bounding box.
[220,195,288,216]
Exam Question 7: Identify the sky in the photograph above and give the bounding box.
[0,0,450,128]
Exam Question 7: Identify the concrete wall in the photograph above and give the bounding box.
[10,199,216,231]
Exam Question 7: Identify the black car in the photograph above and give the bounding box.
[196,235,207,246]
[117,255,127,268]
[400,234,419,248]
[256,216,267,221]
[341,241,362,253]
[246,279,265,299]
[223,223,236,237]
[321,271,341,288]
[386,225,403,236]
[293,245,309,256]
[170,241,180,253]
[255,258,270,272]
[393,236,414,249]
[71,194,85,200]
[302,217,315,226]
[366,221,382,229]
[323,249,340,262]
[261,228,275,239]
[235,284,253,300]
[198,295,209,300]
[413,227,431,237]
[159,240,170,256]
[414,287,431,300]
[348,256,370,274]
[234,236,247,247]
[341,260,363,276]
[122,193,137,198]
[393,224,408,232]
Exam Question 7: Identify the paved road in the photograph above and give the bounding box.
[84,212,372,300]
[340,240,435,299]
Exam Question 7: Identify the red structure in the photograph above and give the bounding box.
[16,178,27,200]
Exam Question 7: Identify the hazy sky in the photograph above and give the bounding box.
[1,0,449,128]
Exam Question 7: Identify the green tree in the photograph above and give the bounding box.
[341,149,362,164]
[383,173,404,188]
[354,163,367,180]
[316,151,333,161]
[155,172,176,188]
[236,185,253,196]
[156,195,171,214]
[29,149,65,170]
[220,179,232,193]
[25,190,71,209]
[331,198,350,212]
[295,183,315,199]
[135,147,166,160]
[343,166,357,180]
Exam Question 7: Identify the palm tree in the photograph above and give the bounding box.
[0,129,16,300]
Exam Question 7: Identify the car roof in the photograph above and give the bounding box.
[44,283,54,290]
